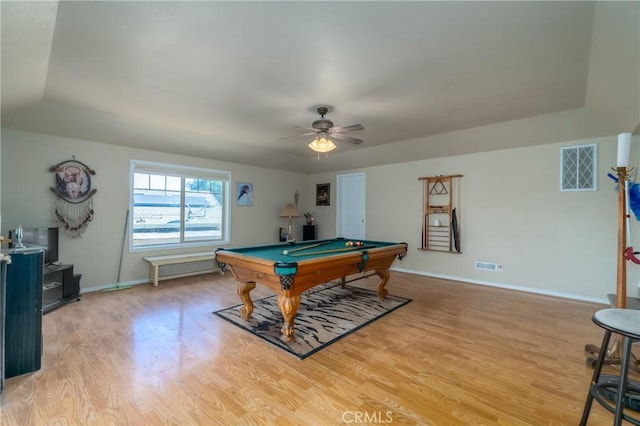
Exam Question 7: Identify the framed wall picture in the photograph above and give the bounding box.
[237,182,253,206]
[316,183,330,206]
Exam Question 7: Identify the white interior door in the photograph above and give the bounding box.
[336,172,366,240]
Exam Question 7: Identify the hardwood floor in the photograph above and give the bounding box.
[1,271,633,425]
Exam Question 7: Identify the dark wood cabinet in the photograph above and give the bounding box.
[4,249,43,379]
[303,225,318,241]
[1,258,7,393]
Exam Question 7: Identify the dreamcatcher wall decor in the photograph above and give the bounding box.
[49,157,97,237]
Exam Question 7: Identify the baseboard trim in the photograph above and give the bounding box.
[81,278,149,294]
[82,269,221,294]
[390,266,609,305]
[84,266,609,305]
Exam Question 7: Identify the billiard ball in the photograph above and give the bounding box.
[282,250,289,255]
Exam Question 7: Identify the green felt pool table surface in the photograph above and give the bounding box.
[221,238,400,262]
[215,238,408,340]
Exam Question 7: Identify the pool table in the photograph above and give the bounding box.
[215,238,408,340]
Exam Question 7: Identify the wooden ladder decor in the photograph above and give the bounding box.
[418,174,463,253]
[429,179,448,195]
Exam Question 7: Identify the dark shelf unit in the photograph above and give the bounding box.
[303,225,318,241]
[43,264,81,314]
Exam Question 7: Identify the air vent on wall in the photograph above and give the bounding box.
[475,261,498,272]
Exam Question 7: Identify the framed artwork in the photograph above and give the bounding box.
[49,158,98,237]
[237,182,253,206]
[53,159,94,202]
[316,183,330,206]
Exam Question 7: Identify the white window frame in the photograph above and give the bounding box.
[129,160,231,251]
[560,144,598,192]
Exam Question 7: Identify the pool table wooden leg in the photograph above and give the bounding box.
[375,269,390,299]
[237,281,256,319]
[277,294,301,341]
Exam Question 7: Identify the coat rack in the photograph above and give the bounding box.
[585,133,640,371]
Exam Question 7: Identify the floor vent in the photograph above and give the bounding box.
[475,261,498,272]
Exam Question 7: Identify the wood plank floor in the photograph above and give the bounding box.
[1,271,635,425]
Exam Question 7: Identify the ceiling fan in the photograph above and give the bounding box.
[281,107,365,148]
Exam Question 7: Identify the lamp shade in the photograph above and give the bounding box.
[279,203,300,217]
[308,136,336,154]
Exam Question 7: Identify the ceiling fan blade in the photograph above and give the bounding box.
[330,124,364,133]
[330,133,363,145]
[293,126,318,132]
[278,132,317,141]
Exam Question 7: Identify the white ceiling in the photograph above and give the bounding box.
[1,1,638,174]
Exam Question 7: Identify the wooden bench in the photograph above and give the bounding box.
[143,251,220,286]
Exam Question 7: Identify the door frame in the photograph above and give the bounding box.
[336,172,366,239]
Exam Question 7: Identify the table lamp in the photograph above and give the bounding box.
[280,203,301,241]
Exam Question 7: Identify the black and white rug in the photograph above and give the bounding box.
[214,284,412,359]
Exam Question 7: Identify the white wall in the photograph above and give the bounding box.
[309,135,638,303]
[0,128,310,288]
[2,128,638,303]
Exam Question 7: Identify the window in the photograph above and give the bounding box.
[560,144,597,191]
[130,160,230,249]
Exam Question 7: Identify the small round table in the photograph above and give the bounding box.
[580,308,640,425]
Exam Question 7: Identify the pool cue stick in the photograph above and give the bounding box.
[283,240,332,254]
[290,245,377,257]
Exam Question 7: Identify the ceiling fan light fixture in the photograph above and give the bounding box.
[308,136,336,157]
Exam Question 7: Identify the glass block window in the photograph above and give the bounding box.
[560,144,597,191]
